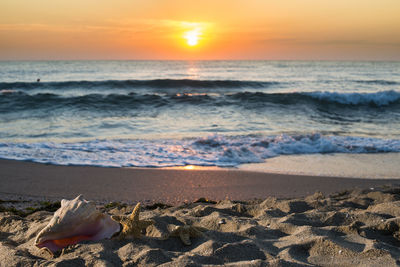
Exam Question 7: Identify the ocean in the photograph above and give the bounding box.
[0,61,399,175]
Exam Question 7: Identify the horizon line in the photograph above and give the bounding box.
[1,59,400,62]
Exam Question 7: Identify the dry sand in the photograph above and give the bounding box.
[0,159,400,266]
[1,187,400,266]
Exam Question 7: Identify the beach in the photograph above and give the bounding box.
[1,0,400,264]
[1,159,400,266]
[1,62,399,265]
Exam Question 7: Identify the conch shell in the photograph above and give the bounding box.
[34,195,120,253]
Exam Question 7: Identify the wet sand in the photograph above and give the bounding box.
[0,159,399,205]
[239,153,400,179]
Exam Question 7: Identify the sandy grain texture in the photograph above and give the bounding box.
[1,187,400,266]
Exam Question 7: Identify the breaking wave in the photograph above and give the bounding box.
[0,133,399,167]
[304,90,400,106]
[1,90,399,112]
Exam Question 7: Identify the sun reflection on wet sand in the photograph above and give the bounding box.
[183,165,195,170]
[162,165,228,171]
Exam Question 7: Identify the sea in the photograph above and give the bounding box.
[0,61,399,177]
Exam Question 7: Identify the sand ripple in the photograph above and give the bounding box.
[1,187,400,266]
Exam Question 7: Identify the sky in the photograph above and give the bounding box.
[0,0,399,60]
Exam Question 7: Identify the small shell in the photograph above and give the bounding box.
[35,195,120,253]
[218,219,226,225]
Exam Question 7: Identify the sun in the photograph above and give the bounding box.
[187,35,198,46]
[180,21,211,48]
[184,29,200,46]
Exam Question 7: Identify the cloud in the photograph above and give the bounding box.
[258,37,400,47]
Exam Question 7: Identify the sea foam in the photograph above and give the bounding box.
[0,134,399,168]
[306,90,400,106]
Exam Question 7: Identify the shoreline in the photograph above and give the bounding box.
[1,159,399,205]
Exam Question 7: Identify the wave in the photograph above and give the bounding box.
[227,90,400,107]
[0,92,169,112]
[304,90,400,106]
[1,90,399,113]
[2,78,398,91]
[0,79,276,90]
[353,79,399,85]
[0,134,399,167]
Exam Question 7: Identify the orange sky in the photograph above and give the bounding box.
[1,0,399,60]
